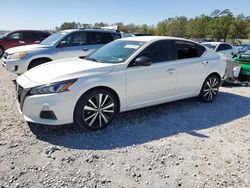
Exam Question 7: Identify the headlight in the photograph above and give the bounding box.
[8,52,26,60]
[30,79,77,95]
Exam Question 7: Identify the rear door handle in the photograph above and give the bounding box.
[202,61,209,65]
[19,41,25,44]
[166,68,176,74]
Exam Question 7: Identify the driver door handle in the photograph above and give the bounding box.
[82,48,89,52]
[19,41,25,44]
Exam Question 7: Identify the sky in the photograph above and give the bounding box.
[0,0,249,30]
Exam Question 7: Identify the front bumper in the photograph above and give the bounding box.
[15,82,78,125]
[2,54,28,74]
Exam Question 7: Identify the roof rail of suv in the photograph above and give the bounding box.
[78,26,120,33]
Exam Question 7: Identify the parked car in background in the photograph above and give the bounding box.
[201,42,236,60]
[0,30,51,57]
[15,36,226,131]
[235,44,250,54]
[2,28,123,74]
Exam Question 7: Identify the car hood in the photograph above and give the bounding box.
[5,44,51,54]
[17,58,115,88]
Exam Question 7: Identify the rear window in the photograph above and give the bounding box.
[36,32,50,39]
[87,32,121,44]
[217,44,233,52]
[176,41,205,59]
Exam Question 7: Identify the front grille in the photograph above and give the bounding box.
[14,81,30,110]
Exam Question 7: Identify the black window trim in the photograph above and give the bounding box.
[56,30,121,48]
[175,40,207,60]
[128,39,178,68]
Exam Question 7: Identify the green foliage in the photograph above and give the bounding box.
[56,9,250,41]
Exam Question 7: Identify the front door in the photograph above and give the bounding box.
[55,31,102,59]
[126,40,177,107]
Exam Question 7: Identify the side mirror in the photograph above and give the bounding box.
[133,56,152,67]
[58,40,68,47]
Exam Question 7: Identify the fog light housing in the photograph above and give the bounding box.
[39,104,57,120]
[40,110,57,120]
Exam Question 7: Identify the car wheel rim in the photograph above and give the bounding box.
[83,93,115,128]
[203,77,219,101]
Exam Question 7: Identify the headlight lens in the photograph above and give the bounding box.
[30,79,77,95]
[8,52,26,60]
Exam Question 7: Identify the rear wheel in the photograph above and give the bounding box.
[0,46,5,57]
[74,89,118,131]
[28,59,51,70]
[199,74,220,102]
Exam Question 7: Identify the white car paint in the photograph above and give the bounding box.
[201,42,236,60]
[16,36,227,126]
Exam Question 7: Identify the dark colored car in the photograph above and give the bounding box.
[0,30,51,57]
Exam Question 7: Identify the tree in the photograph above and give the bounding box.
[186,15,210,38]
[208,14,233,41]
[229,14,248,41]
[156,17,188,37]
[59,22,78,30]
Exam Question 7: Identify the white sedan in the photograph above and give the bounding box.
[16,36,227,131]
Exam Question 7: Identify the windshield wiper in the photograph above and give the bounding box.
[85,57,104,63]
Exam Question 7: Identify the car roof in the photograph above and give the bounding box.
[201,42,230,45]
[9,30,50,33]
[60,28,121,34]
[119,36,199,43]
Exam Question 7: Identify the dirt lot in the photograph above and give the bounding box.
[0,65,249,188]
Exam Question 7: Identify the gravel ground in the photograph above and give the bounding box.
[0,65,250,188]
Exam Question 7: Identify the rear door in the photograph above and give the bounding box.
[22,31,37,45]
[174,40,208,95]
[86,31,121,54]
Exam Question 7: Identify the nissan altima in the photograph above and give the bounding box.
[16,36,227,131]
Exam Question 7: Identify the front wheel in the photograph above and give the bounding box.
[0,46,5,57]
[199,75,220,102]
[74,89,118,131]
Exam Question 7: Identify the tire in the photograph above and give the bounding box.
[74,88,118,131]
[0,46,5,57]
[199,74,220,102]
[28,59,51,70]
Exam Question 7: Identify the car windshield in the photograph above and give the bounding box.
[0,32,10,39]
[203,43,218,50]
[40,31,68,45]
[85,40,146,64]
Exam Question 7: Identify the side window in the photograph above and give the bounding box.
[23,32,35,40]
[61,32,87,47]
[35,32,50,40]
[217,44,232,51]
[8,32,23,40]
[136,40,176,63]
[196,44,206,57]
[176,41,202,59]
[87,32,118,44]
